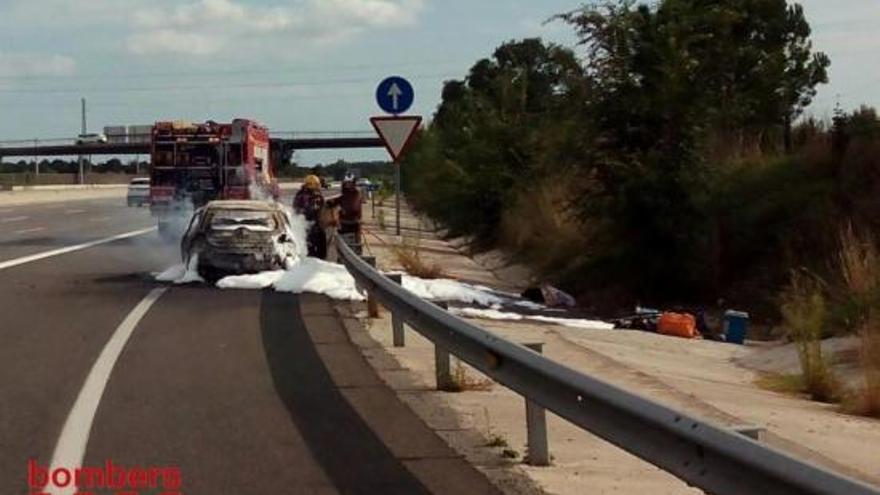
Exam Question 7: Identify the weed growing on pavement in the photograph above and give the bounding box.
[486,435,509,448]
[501,448,519,459]
[446,360,493,392]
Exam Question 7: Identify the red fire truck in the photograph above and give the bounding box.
[149,119,278,238]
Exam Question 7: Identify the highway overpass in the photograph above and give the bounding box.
[0,136,385,158]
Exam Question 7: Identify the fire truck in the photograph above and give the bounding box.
[149,119,278,238]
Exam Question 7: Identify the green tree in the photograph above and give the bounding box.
[552,0,829,298]
[407,38,586,242]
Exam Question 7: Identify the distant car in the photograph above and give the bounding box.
[355,178,371,188]
[180,200,297,281]
[76,133,108,145]
[127,177,150,207]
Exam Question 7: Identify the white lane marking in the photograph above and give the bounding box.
[48,288,167,495]
[64,209,86,215]
[0,216,28,223]
[13,227,46,235]
[0,227,156,271]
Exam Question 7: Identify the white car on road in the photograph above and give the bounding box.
[76,133,108,144]
[127,177,150,207]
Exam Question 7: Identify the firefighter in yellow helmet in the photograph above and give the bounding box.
[294,174,327,258]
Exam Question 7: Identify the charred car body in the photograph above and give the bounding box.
[181,200,298,280]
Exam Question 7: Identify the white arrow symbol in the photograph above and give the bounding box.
[388,82,403,111]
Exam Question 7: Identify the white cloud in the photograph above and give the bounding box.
[0,52,76,78]
[126,0,424,57]
[127,30,221,56]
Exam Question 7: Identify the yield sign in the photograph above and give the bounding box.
[370,116,422,162]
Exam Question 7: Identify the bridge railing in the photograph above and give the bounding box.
[336,237,880,495]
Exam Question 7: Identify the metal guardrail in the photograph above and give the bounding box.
[336,238,880,495]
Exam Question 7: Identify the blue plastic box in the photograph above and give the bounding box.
[723,310,749,344]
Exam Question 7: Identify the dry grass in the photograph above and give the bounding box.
[756,372,809,395]
[838,223,880,297]
[838,224,880,417]
[779,269,841,402]
[842,315,880,417]
[499,175,596,277]
[390,236,447,279]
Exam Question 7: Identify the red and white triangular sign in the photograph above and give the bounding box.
[370,116,422,162]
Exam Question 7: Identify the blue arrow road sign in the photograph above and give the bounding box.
[376,76,414,115]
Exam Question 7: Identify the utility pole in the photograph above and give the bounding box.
[78,98,86,185]
[33,139,39,176]
[396,164,401,236]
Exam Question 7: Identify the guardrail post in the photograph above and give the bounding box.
[388,274,405,347]
[433,302,456,391]
[523,342,550,466]
[361,256,380,318]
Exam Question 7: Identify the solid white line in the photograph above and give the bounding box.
[48,288,167,495]
[64,209,86,215]
[0,227,156,271]
[0,215,28,223]
[13,227,46,235]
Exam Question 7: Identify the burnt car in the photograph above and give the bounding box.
[181,200,298,280]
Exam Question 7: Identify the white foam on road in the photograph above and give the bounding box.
[216,270,285,290]
[49,288,167,495]
[449,306,614,330]
[274,258,365,300]
[400,275,506,307]
[451,307,525,321]
[0,227,157,271]
[216,258,365,301]
[154,254,204,284]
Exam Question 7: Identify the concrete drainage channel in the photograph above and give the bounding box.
[337,239,880,495]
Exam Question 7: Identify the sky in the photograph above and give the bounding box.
[0,0,877,166]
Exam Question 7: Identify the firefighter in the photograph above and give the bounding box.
[293,175,327,259]
[327,179,363,248]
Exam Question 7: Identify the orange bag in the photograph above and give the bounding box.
[657,312,699,339]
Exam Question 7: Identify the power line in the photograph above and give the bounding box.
[0,73,458,94]
[0,59,466,81]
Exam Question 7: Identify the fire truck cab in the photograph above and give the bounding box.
[149,119,277,239]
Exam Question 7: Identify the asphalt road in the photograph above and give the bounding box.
[0,196,498,495]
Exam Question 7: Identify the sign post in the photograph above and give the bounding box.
[372,76,421,236]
